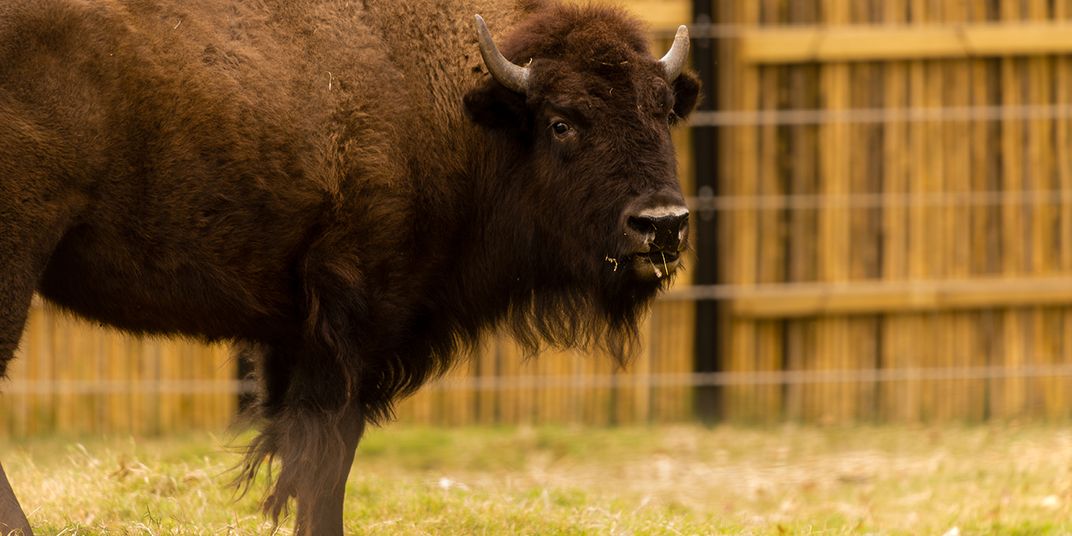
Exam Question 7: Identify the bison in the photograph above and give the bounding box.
[0,0,699,533]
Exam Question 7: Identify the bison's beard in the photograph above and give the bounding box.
[502,254,671,365]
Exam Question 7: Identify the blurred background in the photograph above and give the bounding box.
[8,0,1072,436]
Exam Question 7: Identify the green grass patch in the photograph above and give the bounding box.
[4,424,1072,534]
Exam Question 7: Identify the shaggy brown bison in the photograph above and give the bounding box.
[0,0,698,533]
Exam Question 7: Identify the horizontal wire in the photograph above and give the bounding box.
[1,379,258,396]
[426,364,1072,390]
[658,23,992,40]
[686,188,1072,213]
[653,22,759,39]
[688,103,1072,128]
[653,21,1072,40]
[659,276,1072,302]
[5,365,1072,394]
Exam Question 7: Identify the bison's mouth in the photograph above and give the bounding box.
[605,250,682,280]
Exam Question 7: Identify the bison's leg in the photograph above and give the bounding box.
[294,403,365,534]
[243,401,366,535]
[0,210,68,536]
[0,464,30,536]
[0,231,35,535]
[0,108,86,535]
[237,342,367,536]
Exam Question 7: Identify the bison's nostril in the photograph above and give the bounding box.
[625,209,689,252]
[628,216,657,235]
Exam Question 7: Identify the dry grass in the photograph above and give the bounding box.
[5,424,1072,534]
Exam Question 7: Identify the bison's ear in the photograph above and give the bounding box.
[671,71,701,120]
[464,79,531,132]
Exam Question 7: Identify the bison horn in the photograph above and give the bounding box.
[658,25,690,80]
[474,15,530,93]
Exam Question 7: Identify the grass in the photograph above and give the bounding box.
[5,423,1072,534]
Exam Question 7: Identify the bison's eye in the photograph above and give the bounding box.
[550,120,573,139]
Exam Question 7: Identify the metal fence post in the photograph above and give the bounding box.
[691,1,720,424]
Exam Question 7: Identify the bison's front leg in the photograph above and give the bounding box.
[294,404,365,534]
[242,405,365,534]
[234,243,382,533]
[236,343,367,535]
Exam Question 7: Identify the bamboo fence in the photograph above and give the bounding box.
[0,303,237,436]
[0,300,694,436]
[714,0,1072,423]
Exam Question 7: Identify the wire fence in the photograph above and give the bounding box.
[653,22,1060,40]
[689,103,1072,128]
[686,189,1072,213]
[7,362,1072,395]
[7,363,1072,394]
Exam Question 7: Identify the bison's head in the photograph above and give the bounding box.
[462,5,699,358]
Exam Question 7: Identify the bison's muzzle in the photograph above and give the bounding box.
[618,199,690,280]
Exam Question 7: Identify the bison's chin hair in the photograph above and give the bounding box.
[503,265,669,365]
